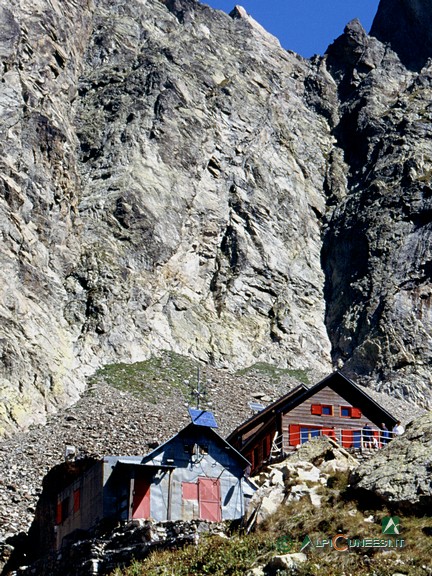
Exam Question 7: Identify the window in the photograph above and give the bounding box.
[300,426,321,443]
[311,404,333,416]
[340,406,362,418]
[341,429,362,448]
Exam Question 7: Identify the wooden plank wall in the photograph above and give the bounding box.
[244,424,277,473]
[281,388,380,452]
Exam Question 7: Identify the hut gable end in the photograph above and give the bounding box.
[228,371,400,473]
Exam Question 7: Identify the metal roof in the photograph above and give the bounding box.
[115,460,175,470]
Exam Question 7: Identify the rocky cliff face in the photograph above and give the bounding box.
[323,15,432,404]
[1,0,432,434]
[370,0,432,70]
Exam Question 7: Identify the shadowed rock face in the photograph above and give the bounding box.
[370,0,432,71]
[1,0,432,434]
[323,18,432,405]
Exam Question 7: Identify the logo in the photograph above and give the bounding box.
[300,535,313,552]
[276,535,293,554]
[295,519,404,554]
[382,517,400,535]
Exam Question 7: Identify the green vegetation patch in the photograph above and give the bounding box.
[110,472,432,576]
[236,362,310,384]
[89,351,203,404]
[110,533,275,576]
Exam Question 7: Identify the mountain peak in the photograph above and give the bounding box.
[370,0,432,70]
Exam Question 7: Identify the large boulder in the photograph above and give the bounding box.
[264,553,307,574]
[246,438,359,525]
[287,435,359,471]
[350,412,432,512]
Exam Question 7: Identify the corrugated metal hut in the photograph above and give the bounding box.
[122,409,254,523]
[30,410,254,554]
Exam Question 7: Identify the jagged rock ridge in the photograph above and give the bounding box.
[370,0,432,70]
[0,0,432,433]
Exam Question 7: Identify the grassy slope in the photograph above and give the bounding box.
[110,472,432,576]
[90,353,310,404]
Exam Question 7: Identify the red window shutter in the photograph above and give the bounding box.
[56,501,62,525]
[351,407,362,418]
[73,489,81,513]
[322,428,336,439]
[311,404,322,415]
[289,424,300,446]
[341,430,353,448]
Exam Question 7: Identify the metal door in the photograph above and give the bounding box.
[198,478,221,522]
[132,477,150,519]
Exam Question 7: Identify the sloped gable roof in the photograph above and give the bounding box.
[302,371,399,426]
[226,383,307,443]
[141,422,250,468]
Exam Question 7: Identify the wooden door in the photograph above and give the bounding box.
[198,478,221,522]
[132,477,150,519]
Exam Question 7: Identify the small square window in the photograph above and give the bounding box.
[340,406,362,418]
[321,405,332,416]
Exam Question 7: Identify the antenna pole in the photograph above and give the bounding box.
[197,366,201,409]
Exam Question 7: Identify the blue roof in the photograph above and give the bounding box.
[188,408,218,428]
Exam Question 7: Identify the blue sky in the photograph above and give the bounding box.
[205,0,380,58]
